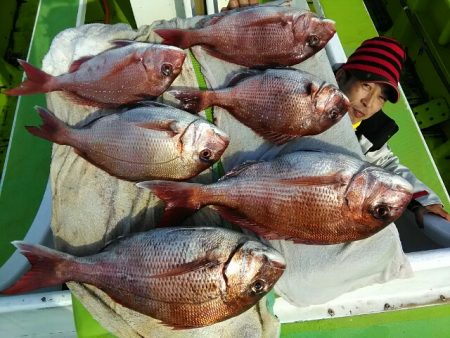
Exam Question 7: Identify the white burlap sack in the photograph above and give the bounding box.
[43,2,412,336]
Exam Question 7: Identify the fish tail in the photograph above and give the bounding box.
[154,28,193,49]
[25,106,69,145]
[137,180,204,226]
[1,241,70,294]
[168,89,214,113]
[4,59,54,96]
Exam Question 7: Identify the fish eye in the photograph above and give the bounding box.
[308,35,320,47]
[373,204,390,220]
[328,108,340,120]
[251,279,266,295]
[161,63,173,76]
[199,148,213,162]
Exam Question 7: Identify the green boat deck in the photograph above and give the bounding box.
[0,0,449,337]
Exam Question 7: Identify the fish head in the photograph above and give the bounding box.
[143,45,186,85]
[313,84,349,131]
[222,240,285,307]
[345,167,413,233]
[293,12,336,60]
[180,120,230,171]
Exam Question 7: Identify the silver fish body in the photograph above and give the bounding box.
[6,42,186,107]
[155,6,335,67]
[26,104,229,181]
[140,151,413,244]
[2,227,286,329]
[170,69,349,144]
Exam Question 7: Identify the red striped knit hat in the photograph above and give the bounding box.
[341,36,406,103]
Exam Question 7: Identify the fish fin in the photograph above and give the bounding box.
[148,257,220,279]
[109,39,136,48]
[68,56,94,73]
[135,119,179,137]
[1,241,68,294]
[61,91,109,108]
[4,59,54,96]
[278,172,350,187]
[25,106,70,145]
[154,29,192,49]
[218,160,261,181]
[252,128,298,145]
[201,46,235,65]
[130,100,169,109]
[226,70,261,87]
[307,81,320,97]
[213,206,279,239]
[136,180,204,226]
[167,89,211,113]
[242,12,292,28]
[195,5,282,28]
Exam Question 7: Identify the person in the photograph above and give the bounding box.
[334,36,450,225]
[224,0,450,226]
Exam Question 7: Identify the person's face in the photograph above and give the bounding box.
[337,70,389,124]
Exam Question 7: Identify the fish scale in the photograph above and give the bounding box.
[26,105,229,181]
[1,227,286,329]
[141,151,413,244]
[171,69,349,144]
[155,6,336,68]
[6,42,186,107]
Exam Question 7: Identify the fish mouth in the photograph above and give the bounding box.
[265,251,286,270]
[391,176,414,194]
[215,129,230,147]
[322,19,336,34]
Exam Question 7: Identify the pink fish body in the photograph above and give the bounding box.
[169,69,349,144]
[26,104,229,181]
[139,151,413,244]
[5,41,186,107]
[155,6,335,67]
[1,227,286,329]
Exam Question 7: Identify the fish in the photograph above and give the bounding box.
[169,69,349,144]
[4,41,186,107]
[138,151,413,244]
[154,6,335,68]
[1,227,286,329]
[26,103,229,181]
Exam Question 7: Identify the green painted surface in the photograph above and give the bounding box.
[85,0,136,28]
[72,295,117,338]
[281,303,450,337]
[320,0,449,210]
[382,0,450,191]
[0,0,80,265]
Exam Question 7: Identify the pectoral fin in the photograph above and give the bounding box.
[68,56,94,73]
[135,120,179,137]
[278,172,350,186]
[148,256,220,279]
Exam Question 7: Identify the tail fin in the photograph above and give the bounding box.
[4,60,54,96]
[1,241,70,295]
[168,89,214,113]
[154,29,193,49]
[137,180,204,226]
[25,106,69,145]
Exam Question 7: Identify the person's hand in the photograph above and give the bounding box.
[413,203,450,227]
[222,0,259,11]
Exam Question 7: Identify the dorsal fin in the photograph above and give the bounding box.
[226,70,261,87]
[109,39,136,48]
[68,56,94,73]
[218,160,261,181]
